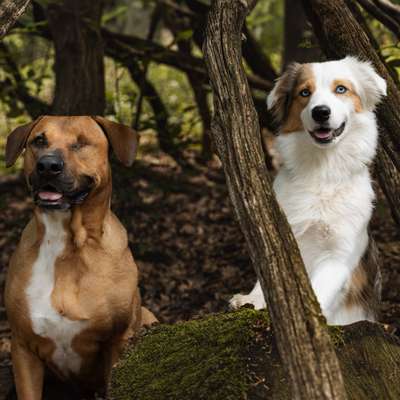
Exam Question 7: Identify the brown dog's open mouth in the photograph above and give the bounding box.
[38,190,63,202]
[34,184,65,209]
[309,122,346,144]
[33,180,93,210]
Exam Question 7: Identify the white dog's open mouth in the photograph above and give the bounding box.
[309,122,346,144]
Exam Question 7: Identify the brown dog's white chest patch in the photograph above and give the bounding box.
[25,211,88,376]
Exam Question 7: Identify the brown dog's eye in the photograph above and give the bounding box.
[70,140,88,151]
[31,134,47,148]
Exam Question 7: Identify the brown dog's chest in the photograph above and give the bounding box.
[7,212,138,380]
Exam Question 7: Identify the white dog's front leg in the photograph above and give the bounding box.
[311,261,351,319]
[230,280,267,310]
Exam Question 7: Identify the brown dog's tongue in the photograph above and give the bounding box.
[38,192,63,201]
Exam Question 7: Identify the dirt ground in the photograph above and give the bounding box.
[0,152,399,395]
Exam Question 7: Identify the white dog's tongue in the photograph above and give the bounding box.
[38,192,62,201]
[314,130,331,139]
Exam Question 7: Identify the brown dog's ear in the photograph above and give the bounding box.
[6,116,44,167]
[266,62,302,134]
[91,116,139,167]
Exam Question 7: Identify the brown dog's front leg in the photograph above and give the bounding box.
[11,339,44,400]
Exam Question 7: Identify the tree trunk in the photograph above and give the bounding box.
[110,309,400,400]
[204,1,347,400]
[301,0,400,229]
[283,0,321,66]
[47,0,105,115]
[376,147,400,226]
[0,0,30,39]
[126,62,180,161]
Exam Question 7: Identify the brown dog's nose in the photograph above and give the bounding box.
[37,155,64,176]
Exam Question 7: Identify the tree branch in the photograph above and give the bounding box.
[373,0,400,24]
[356,0,400,39]
[101,28,272,92]
[0,0,30,39]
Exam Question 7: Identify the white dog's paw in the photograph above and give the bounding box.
[229,293,266,310]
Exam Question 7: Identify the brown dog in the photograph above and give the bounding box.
[4,116,156,399]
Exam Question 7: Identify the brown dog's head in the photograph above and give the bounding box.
[5,116,138,210]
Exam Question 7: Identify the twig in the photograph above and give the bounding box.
[356,0,400,39]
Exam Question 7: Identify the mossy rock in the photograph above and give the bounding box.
[110,309,400,400]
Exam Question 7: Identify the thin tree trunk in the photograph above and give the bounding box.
[47,0,105,115]
[204,1,347,399]
[162,4,214,161]
[0,0,30,39]
[376,146,400,226]
[301,0,400,228]
[126,62,178,160]
[283,0,320,67]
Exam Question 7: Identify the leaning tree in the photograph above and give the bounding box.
[203,1,347,399]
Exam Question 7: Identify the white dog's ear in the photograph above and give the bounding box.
[345,56,386,111]
[267,62,302,134]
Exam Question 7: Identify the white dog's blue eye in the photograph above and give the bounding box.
[335,85,347,94]
[299,89,311,97]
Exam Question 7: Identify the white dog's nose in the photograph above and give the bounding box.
[312,105,331,123]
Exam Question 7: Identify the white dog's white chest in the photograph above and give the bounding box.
[26,212,88,375]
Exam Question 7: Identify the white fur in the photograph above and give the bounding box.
[26,211,88,375]
[231,57,386,325]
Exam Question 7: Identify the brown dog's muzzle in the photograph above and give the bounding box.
[29,151,94,211]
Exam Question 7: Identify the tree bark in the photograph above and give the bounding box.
[376,146,400,226]
[301,0,400,229]
[204,1,347,399]
[0,0,30,39]
[47,0,105,115]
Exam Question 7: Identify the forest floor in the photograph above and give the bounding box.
[0,151,399,395]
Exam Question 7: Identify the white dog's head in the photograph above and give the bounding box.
[267,57,386,147]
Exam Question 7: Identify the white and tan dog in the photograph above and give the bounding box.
[231,56,386,325]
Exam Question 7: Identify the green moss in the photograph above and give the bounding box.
[110,308,269,400]
[328,325,345,347]
[110,310,400,400]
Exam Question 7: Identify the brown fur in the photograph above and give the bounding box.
[345,238,381,320]
[269,63,314,134]
[4,116,156,400]
[331,79,363,113]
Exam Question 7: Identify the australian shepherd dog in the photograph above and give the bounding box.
[230,57,387,325]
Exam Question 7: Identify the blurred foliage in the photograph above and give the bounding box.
[247,0,283,70]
